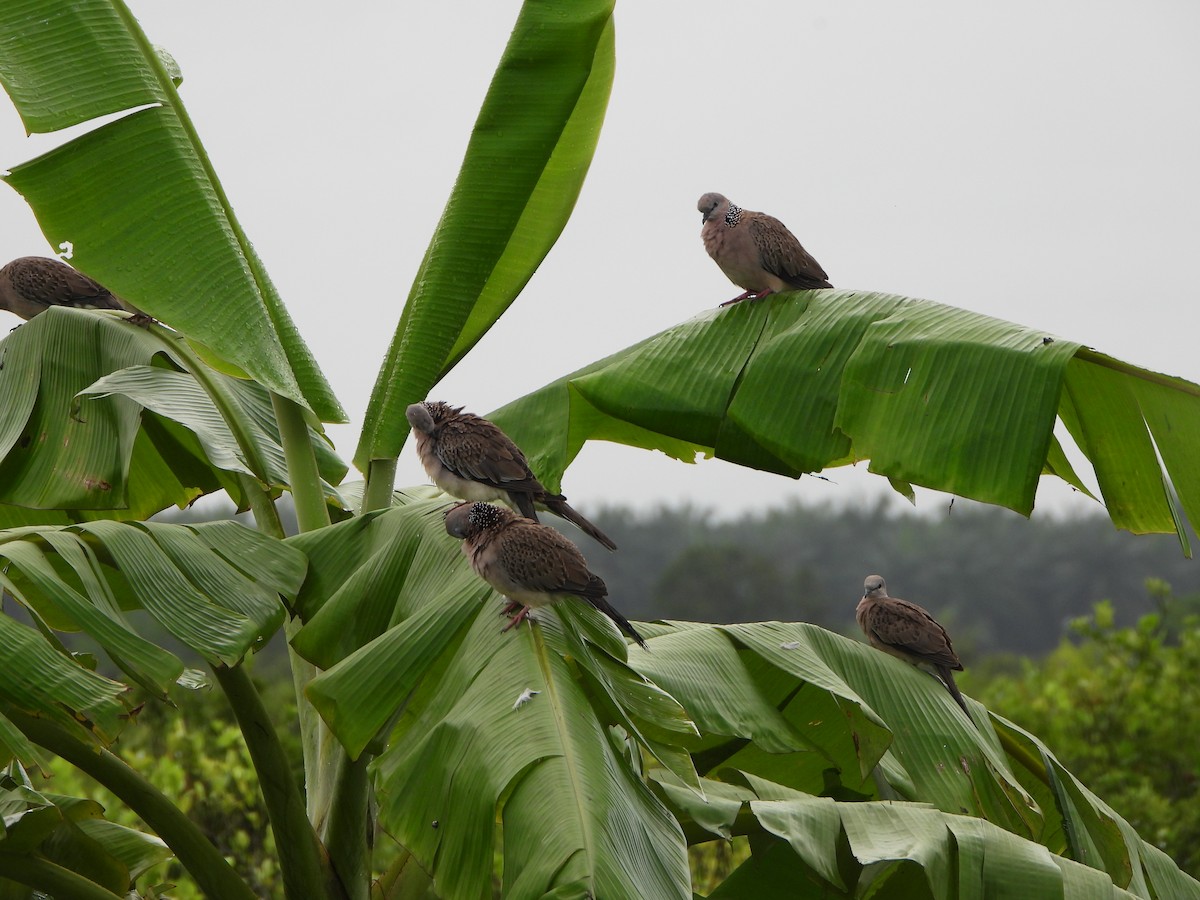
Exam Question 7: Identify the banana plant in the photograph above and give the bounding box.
[0,1,1198,898]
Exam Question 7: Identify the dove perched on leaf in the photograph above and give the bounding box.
[445,501,647,649]
[0,256,142,320]
[698,192,831,306]
[407,401,616,550]
[856,574,971,719]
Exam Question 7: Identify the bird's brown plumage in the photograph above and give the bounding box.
[856,575,971,718]
[0,256,140,320]
[444,501,646,648]
[407,401,616,550]
[698,192,831,305]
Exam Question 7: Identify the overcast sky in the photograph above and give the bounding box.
[2,1,1198,521]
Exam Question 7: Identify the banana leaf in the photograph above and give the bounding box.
[0,309,345,525]
[354,0,616,470]
[290,495,696,899]
[490,291,1200,551]
[0,0,343,421]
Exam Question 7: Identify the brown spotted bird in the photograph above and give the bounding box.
[407,401,617,550]
[444,501,647,649]
[698,192,831,306]
[0,256,141,320]
[856,575,971,718]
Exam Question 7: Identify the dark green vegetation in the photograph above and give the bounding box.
[39,523,1199,896]
[36,678,294,898]
[2,1,1199,897]
[586,500,1198,654]
[689,583,1199,892]
[969,588,1200,878]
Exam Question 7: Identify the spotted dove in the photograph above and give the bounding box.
[698,192,831,306]
[444,501,647,648]
[856,574,971,719]
[407,401,616,550]
[0,256,141,320]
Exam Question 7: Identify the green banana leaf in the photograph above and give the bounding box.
[0,714,43,774]
[636,619,1198,898]
[0,764,171,896]
[0,308,346,525]
[289,495,696,899]
[669,771,1194,899]
[0,609,129,747]
[634,622,1039,836]
[354,0,616,471]
[285,490,1200,897]
[81,363,348,504]
[489,291,1200,550]
[664,773,1155,899]
[0,0,343,422]
[0,519,304,722]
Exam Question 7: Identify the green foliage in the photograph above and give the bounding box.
[354,0,616,470]
[0,0,343,420]
[966,582,1200,876]
[689,837,750,895]
[35,677,299,898]
[492,296,1200,549]
[587,500,1198,654]
[2,0,1200,897]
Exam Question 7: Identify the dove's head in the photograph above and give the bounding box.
[863,575,887,598]
[406,400,461,434]
[697,192,729,223]
[445,501,509,540]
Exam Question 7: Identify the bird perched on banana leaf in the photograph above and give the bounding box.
[698,192,831,306]
[444,501,647,649]
[407,401,616,550]
[856,574,971,719]
[0,256,142,320]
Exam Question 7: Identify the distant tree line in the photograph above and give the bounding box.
[158,494,1197,659]
[581,498,1199,656]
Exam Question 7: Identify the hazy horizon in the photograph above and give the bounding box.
[2,1,1197,523]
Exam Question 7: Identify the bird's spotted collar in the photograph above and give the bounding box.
[469,502,506,530]
[423,401,461,425]
[724,204,742,227]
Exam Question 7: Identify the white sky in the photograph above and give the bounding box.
[2,1,1198,520]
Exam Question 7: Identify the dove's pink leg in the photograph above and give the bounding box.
[502,605,532,632]
[719,288,773,308]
